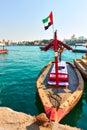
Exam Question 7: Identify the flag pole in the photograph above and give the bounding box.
[51,11,54,37]
[52,23,55,38]
[51,12,59,86]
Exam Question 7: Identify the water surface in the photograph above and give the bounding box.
[0,46,87,129]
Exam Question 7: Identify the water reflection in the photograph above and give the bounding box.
[0,54,7,60]
[0,54,8,67]
[77,81,87,130]
[77,100,87,130]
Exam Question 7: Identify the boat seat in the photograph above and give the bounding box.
[48,61,69,82]
[48,81,69,86]
[48,72,68,82]
[51,61,67,73]
[48,61,69,86]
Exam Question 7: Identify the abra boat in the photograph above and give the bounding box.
[74,45,87,79]
[36,31,84,122]
[0,49,8,54]
[74,55,87,79]
[0,43,8,54]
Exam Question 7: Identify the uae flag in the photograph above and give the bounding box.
[42,12,53,30]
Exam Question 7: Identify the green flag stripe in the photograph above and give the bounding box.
[42,16,49,23]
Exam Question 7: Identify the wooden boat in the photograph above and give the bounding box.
[74,56,87,79]
[72,49,87,53]
[0,43,8,54]
[0,49,8,54]
[36,31,84,122]
[72,44,87,53]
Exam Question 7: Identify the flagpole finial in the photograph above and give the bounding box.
[54,30,57,38]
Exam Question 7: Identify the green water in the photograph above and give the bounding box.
[0,46,87,129]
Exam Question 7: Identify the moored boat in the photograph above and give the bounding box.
[72,49,87,53]
[36,31,84,122]
[0,42,8,54]
[74,56,87,79]
[0,49,8,54]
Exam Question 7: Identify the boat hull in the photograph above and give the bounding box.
[0,49,8,54]
[36,61,84,122]
[74,58,87,79]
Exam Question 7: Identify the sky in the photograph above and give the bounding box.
[0,0,87,42]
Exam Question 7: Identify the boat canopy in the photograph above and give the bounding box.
[40,39,73,51]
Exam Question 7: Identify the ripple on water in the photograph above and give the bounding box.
[0,46,87,128]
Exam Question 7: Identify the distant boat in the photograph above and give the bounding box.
[36,31,84,122]
[72,49,87,53]
[73,43,87,53]
[74,56,87,79]
[0,42,8,54]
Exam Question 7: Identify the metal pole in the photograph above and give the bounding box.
[54,31,58,86]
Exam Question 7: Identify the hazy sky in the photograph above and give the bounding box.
[0,0,87,42]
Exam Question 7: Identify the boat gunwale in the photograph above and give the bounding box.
[74,58,87,79]
[36,61,84,122]
[0,49,8,54]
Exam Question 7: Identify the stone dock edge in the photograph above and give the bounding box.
[0,107,81,130]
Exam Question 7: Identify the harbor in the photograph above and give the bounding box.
[0,0,87,129]
[0,45,87,129]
